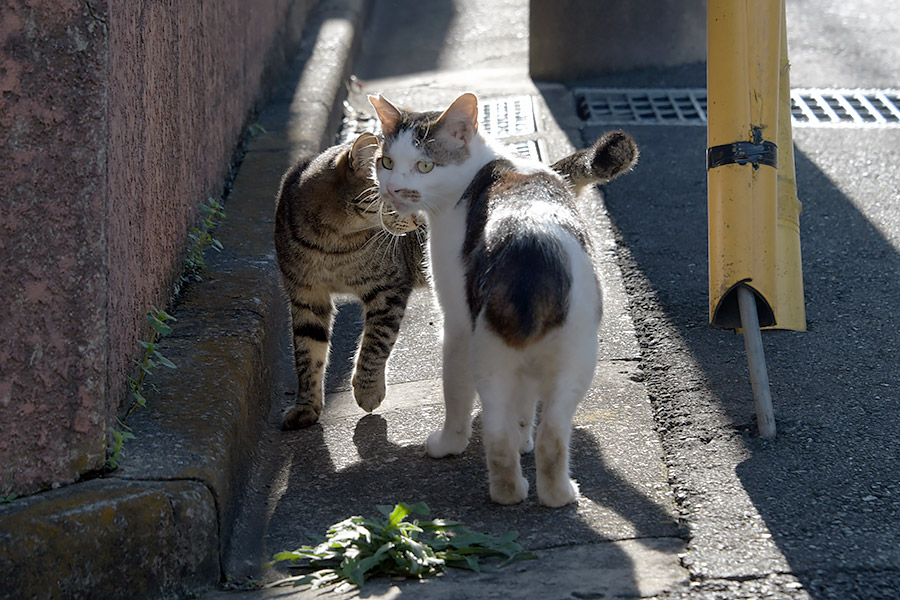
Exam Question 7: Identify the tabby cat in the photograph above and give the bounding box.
[274,132,427,430]
[370,93,638,506]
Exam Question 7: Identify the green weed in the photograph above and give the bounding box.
[184,198,226,282]
[266,502,535,589]
[106,195,225,470]
[106,306,176,470]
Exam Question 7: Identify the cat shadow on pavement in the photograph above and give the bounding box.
[240,410,683,598]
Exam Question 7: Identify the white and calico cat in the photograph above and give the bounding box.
[369,93,638,506]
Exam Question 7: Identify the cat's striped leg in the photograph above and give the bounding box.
[282,293,335,430]
[352,284,412,412]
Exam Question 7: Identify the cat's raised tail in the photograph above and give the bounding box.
[550,130,639,194]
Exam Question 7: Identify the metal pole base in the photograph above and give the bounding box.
[737,285,777,437]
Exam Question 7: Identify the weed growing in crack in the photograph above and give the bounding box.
[106,306,176,470]
[105,196,226,470]
[184,197,226,282]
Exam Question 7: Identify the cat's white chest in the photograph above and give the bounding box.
[426,206,468,324]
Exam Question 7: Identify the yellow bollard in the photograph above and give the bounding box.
[707,0,781,330]
[707,0,805,436]
[771,0,806,332]
[707,0,806,331]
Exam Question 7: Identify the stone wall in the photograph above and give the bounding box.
[0,0,313,496]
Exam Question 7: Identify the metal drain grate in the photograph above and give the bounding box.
[576,87,900,128]
[791,89,900,126]
[479,96,537,138]
[576,88,708,126]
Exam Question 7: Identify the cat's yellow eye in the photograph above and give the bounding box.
[380,156,394,170]
[416,160,434,173]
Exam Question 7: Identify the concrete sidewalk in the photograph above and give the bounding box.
[208,0,689,599]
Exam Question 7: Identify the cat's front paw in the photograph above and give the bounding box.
[425,429,469,458]
[537,478,580,508]
[281,403,321,430]
[353,377,386,413]
[490,475,530,505]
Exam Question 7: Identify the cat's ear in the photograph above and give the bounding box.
[349,132,379,176]
[368,94,403,138]
[436,93,479,149]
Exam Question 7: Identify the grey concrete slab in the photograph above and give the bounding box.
[218,1,686,598]
[211,538,686,600]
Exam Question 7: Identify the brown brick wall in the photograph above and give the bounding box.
[0,0,313,496]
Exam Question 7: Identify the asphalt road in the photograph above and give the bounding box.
[581,1,900,597]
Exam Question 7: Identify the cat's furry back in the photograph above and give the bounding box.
[274,132,426,430]
[370,93,638,506]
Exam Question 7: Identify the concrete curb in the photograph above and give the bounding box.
[0,1,369,598]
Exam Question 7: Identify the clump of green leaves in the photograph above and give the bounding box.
[185,198,225,281]
[266,502,535,589]
[1,493,17,504]
[106,306,176,470]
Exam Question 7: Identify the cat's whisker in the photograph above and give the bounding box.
[357,186,380,201]
[345,223,384,234]
[353,185,379,203]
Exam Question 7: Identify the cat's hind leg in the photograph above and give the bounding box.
[534,353,594,507]
[534,243,600,506]
[282,292,335,430]
[472,327,530,504]
[534,395,580,507]
[477,371,530,505]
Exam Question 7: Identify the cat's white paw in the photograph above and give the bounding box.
[425,429,469,458]
[353,377,386,412]
[537,478,580,508]
[490,474,530,505]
